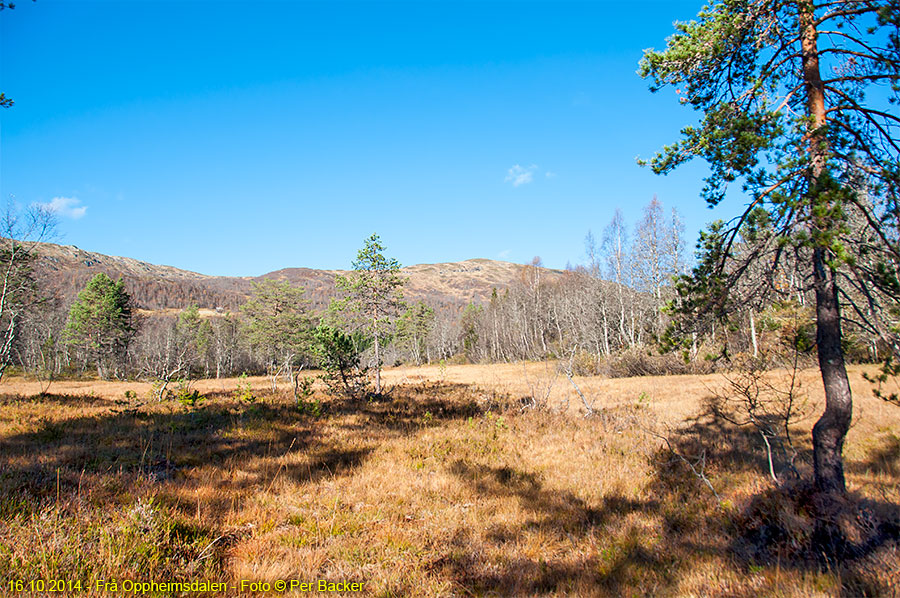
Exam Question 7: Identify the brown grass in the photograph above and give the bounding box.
[0,364,898,596]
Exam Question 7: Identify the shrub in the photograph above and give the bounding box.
[169,379,204,408]
[570,349,601,376]
[233,373,255,404]
[296,397,323,417]
[312,325,369,399]
[295,375,314,400]
[599,348,697,378]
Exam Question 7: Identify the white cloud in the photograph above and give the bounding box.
[497,249,511,260]
[505,164,538,187]
[36,196,87,219]
[545,171,557,178]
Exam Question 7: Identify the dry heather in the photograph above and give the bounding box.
[0,364,898,597]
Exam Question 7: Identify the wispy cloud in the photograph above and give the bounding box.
[505,164,538,187]
[36,196,87,219]
[545,171,557,178]
[497,249,511,260]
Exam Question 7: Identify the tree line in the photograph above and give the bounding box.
[9,233,410,395]
[8,192,873,394]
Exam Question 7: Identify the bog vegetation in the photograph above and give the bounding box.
[2,0,900,595]
[1,364,898,596]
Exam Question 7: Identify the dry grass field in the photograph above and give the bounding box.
[1,363,898,597]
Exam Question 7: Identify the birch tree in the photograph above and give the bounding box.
[602,209,635,347]
[0,201,55,382]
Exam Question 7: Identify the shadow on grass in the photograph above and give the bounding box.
[443,459,677,596]
[4,381,897,595]
[0,391,113,407]
[439,402,900,597]
[326,381,486,432]
[849,433,900,478]
[659,405,900,597]
[0,383,484,518]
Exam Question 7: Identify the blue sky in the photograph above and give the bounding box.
[1,0,736,276]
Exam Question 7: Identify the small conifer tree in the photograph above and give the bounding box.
[334,233,405,395]
[65,273,135,378]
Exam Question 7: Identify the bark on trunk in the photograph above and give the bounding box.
[800,1,852,495]
[812,250,853,495]
[749,310,758,358]
[373,309,381,395]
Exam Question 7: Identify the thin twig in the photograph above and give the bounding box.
[647,427,722,503]
[760,430,779,484]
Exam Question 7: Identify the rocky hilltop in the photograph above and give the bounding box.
[31,241,565,313]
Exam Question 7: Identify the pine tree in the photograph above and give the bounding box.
[65,273,135,379]
[640,0,900,495]
[240,279,310,392]
[334,233,405,395]
[396,301,435,365]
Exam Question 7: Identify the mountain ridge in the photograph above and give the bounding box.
[30,240,566,313]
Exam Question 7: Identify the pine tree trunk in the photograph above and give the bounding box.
[800,2,852,495]
[812,250,852,495]
[374,310,381,395]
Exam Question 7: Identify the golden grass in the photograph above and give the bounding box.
[0,364,898,597]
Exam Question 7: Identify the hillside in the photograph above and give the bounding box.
[261,258,560,310]
[31,241,566,312]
